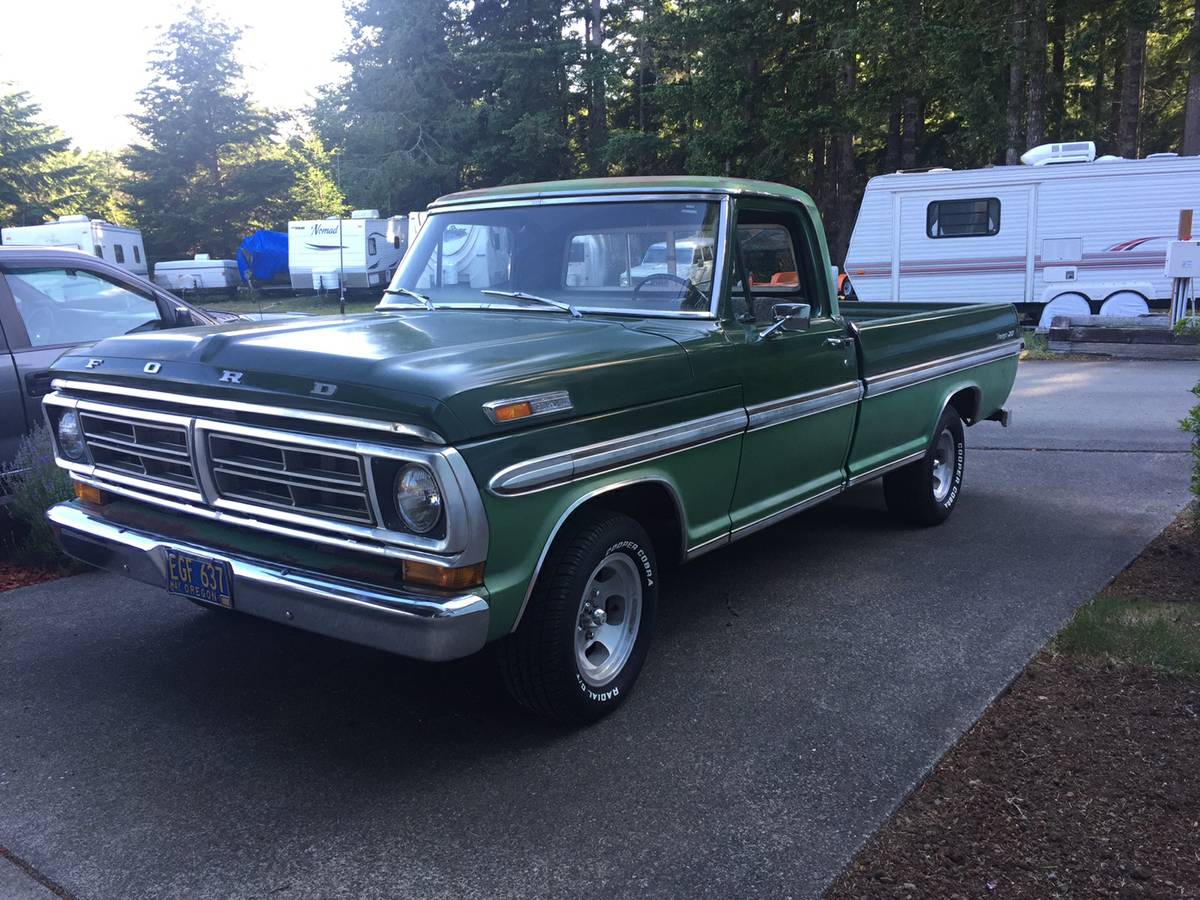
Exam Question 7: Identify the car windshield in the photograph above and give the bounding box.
[380,199,721,316]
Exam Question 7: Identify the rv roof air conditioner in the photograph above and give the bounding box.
[1020,141,1096,166]
[351,209,381,219]
[56,214,90,223]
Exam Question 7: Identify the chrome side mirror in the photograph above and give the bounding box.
[758,302,811,341]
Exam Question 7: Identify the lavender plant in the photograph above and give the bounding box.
[2,423,74,566]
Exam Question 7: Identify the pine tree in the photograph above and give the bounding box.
[0,89,76,225]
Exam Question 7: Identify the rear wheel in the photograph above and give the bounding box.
[884,407,965,526]
[497,511,657,724]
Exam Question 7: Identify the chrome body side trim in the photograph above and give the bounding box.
[482,390,573,424]
[729,484,846,541]
[47,503,489,662]
[488,407,748,496]
[864,340,1021,398]
[746,382,863,432]
[50,378,446,445]
[45,392,489,566]
[845,449,926,488]
[509,477,689,633]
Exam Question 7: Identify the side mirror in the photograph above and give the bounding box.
[758,302,811,341]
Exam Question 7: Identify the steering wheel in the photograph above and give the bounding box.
[631,272,710,311]
[22,305,57,346]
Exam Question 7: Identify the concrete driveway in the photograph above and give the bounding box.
[1,360,1194,900]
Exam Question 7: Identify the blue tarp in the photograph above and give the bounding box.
[236,230,288,284]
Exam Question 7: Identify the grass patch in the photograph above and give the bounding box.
[1053,594,1200,676]
[1019,330,1055,360]
[204,292,380,317]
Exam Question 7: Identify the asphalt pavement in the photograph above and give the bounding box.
[1,359,1195,900]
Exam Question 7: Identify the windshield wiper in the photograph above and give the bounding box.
[382,287,435,311]
[481,289,582,318]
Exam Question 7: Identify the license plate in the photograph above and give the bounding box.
[166,549,234,609]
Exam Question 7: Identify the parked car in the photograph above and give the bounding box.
[0,246,229,471]
[41,177,1019,723]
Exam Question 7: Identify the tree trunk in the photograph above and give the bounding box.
[587,0,608,175]
[1006,0,1027,164]
[1048,12,1065,141]
[900,95,920,168]
[1116,24,1146,158]
[1026,0,1047,147]
[887,98,902,172]
[1110,29,1125,150]
[1184,0,1200,154]
[831,0,858,264]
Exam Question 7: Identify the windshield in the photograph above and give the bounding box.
[382,200,721,316]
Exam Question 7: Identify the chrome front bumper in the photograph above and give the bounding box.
[46,503,490,662]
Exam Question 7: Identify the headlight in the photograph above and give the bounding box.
[57,410,87,461]
[394,464,442,533]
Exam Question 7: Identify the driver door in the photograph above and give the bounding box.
[726,201,859,533]
[0,264,165,430]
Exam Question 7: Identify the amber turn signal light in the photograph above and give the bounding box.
[402,560,485,591]
[73,481,108,506]
[491,401,534,422]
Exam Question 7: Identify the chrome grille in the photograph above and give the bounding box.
[206,432,374,524]
[79,411,196,489]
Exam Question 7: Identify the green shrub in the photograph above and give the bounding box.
[2,423,74,566]
[1184,383,1200,507]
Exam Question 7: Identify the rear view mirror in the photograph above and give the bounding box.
[774,302,811,332]
[758,302,811,341]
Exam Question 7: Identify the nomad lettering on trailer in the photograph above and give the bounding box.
[42,175,1019,725]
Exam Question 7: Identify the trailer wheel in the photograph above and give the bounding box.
[497,510,657,724]
[884,407,965,526]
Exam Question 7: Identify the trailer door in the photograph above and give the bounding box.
[897,188,1030,304]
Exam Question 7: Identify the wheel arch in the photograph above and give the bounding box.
[941,383,982,427]
[510,477,687,633]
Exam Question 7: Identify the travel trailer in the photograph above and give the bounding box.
[1,216,148,276]
[287,210,407,291]
[152,254,240,294]
[843,142,1200,328]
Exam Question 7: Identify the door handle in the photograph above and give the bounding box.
[822,336,853,350]
[25,370,53,397]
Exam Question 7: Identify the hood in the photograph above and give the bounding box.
[51,310,695,442]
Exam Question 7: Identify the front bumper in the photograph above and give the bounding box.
[47,503,490,662]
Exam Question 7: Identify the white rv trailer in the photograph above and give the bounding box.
[843,142,1200,328]
[152,254,239,293]
[1,215,148,276]
[287,210,408,291]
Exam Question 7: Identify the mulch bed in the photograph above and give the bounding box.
[1101,511,1199,604]
[0,559,66,591]
[827,508,1200,899]
[825,655,1200,899]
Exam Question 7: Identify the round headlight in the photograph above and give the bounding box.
[57,410,87,461]
[394,464,442,534]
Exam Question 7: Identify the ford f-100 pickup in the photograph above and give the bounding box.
[43,177,1018,722]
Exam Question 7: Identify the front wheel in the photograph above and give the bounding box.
[883,407,965,526]
[497,511,657,724]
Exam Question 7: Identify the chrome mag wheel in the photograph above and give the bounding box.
[575,552,643,688]
[931,427,956,502]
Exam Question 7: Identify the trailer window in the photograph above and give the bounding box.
[133,245,141,264]
[93,245,103,258]
[113,244,125,263]
[926,198,1000,238]
[368,237,378,256]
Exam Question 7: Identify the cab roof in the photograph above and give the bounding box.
[430,176,817,210]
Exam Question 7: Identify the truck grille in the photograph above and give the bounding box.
[205,432,374,524]
[79,411,197,489]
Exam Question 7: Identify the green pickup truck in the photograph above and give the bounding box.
[44,177,1018,722]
